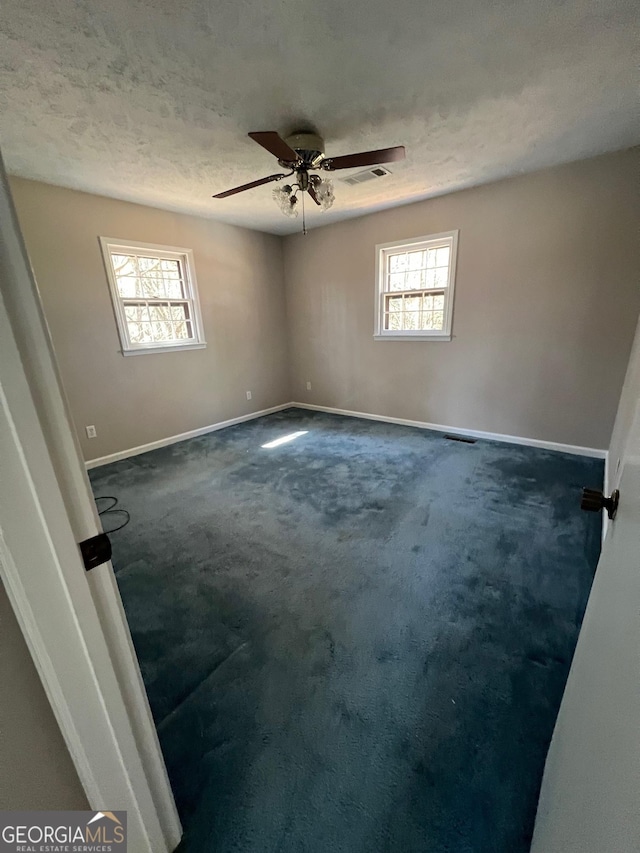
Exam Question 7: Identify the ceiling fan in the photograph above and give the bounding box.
[213,131,406,225]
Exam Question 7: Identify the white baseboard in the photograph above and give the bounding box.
[86,400,608,470]
[290,402,608,459]
[85,403,291,469]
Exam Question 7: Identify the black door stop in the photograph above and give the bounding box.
[79,533,112,571]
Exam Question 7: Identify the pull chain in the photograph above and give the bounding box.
[302,189,307,235]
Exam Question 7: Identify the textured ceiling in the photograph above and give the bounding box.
[0,0,637,235]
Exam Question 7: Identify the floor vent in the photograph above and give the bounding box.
[340,166,392,186]
[444,434,477,444]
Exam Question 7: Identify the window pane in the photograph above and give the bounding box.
[111,254,131,272]
[173,321,192,340]
[426,312,442,330]
[386,295,403,312]
[419,311,443,331]
[408,251,425,270]
[388,273,406,291]
[113,253,141,298]
[163,278,185,299]
[141,279,166,299]
[128,321,155,343]
[426,248,438,268]
[138,256,160,273]
[127,322,142,343]
[403,311,420,330]
[138,277,184,299]
[124,305,149,322]
[426,268,448,289]
[170,304,189,321]
[422,293,445,311]
[385,312,402,331]
[111,254,136,277]
[160,259,181,277]
[147,304,170,322]
[405,271,424,290]
[435,246,450,267]
[389,253,408,273]
[150,321,166,341]
[404,295,421,313]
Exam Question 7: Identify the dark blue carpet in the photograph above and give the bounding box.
[89,408,603,853]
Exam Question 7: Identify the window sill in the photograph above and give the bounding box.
[373,334,452,342]
[121,342,207,356]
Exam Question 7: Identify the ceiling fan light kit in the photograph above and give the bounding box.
[213,130,405,231]
[272,184,300,217]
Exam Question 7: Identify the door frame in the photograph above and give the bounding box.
[0,153,181,851]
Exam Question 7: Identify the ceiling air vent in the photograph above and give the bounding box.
[340,166,392,186]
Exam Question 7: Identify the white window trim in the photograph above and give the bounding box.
[99,237,206,356]
[374,230,459,341]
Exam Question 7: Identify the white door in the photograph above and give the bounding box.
[531,330,640,852]
[0,153,181,850]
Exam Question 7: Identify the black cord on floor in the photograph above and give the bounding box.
[95,495,130,534]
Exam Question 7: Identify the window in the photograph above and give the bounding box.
[375,231,458,341]
[99,238,206,355]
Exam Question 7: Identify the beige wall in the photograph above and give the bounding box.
[0,581,88,809]
[10,178,290,461]
[283,148,640,450]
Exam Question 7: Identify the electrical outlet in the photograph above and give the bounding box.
[246,391,252,401]
[306,381,312,391]
[86,425,97,439]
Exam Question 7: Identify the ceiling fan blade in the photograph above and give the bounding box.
[212,173,287,198]
[323,145,406,171]
[307,184,321,206]
[248,131,298,162]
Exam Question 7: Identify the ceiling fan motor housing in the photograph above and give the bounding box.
[283,132,325,167]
